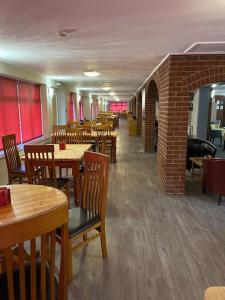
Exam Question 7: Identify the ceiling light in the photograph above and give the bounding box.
[109,92,115,96]
[102,86,111,91]
[84,71,100,77]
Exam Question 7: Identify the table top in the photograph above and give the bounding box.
[51,130,119,138]
[189,156,203,167]
[0,184,68,227]
[205,287,225,300]
[53,144,91,160]
[21,144,91,161]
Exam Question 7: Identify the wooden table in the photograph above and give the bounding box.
[0,184,68,229]
[51,130,119,163]
[205,287,225,300]
[189,156,203,186]
[22,144,91,204]
[0,184,68,298]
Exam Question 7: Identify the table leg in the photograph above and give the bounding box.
[112,137,117,163]
[71,162,81,206]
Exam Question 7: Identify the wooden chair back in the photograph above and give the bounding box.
[81,151,109,218]
[24,145,57,187]
[2,134,22,182]
[52,125,67,143]
[0,195,68,300]
[65,128,83,144]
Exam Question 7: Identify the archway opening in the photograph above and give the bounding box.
[145,80,159,152]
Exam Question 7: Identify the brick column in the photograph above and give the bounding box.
[137,94,142,135]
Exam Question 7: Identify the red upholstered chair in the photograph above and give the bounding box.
[202,158,225,205]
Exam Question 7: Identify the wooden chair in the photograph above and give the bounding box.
[57,151,109,282]
[0,194,68,300]
[96,126,113,162]
[24,145,70,205]
[65,128,83,144]
[2,134,26,184]
[52,125,67,144]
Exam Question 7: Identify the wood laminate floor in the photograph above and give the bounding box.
[68,120,225,300]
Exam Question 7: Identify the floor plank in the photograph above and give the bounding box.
[68,120,225,300]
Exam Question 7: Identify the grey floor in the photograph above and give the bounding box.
[68,120,225,300]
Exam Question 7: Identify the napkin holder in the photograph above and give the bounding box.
[0,187,11,207]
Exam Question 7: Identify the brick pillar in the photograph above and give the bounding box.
[145,97,156,152]
[137,95,142,135]
[157,91,189,194]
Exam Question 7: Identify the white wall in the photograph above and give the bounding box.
[82,94,91,120]
[189,89,200,137]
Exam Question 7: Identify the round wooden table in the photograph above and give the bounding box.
[0,184,69,299]
[0,184,68,228]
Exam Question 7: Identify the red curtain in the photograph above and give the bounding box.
[0,77,21,149]
[110,102,128,112]
[19,82,42,143]
[68,93,75,121]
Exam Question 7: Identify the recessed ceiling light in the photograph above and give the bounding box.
[109,92,115,96]
[84,71,100,77]
[102,86,111,91]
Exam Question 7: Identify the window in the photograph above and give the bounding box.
[0,77,21,149]
[19,82,42,143]
[110,101,128,112]
[0,76,42,150]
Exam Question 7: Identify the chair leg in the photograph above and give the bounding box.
[100,224,107,259]
[83,234,87,242]
[218,195,222,206]
[66,185,70,209]
[19,176,22,184]
[68,240,73,283]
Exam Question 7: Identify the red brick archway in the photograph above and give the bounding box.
[137,92,142,135]
[145,80,159,152]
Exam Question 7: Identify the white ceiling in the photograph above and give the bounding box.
[1,0,225,101]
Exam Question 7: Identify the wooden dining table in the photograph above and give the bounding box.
[0,184,68,299]
[51,130,119,163]
[21,144,92,205]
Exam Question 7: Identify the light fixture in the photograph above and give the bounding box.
[102,86,111,91]
[109,92,115,96]
[84,71,100,77]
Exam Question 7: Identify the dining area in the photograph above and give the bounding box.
[0,115,113,299]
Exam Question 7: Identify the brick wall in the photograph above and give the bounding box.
[144,54,225,194]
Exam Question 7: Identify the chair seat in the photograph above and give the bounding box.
[57,208,100,238]
[38,178,70,189]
